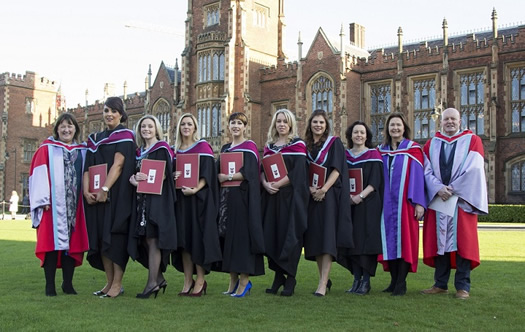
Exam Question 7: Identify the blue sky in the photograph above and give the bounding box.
[2,0,522,107]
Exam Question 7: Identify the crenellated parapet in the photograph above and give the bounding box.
[354,25,523,70]
[68,91,146,117]
[259,60,299,80]
[0,71,57,92]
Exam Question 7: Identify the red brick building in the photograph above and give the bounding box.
[0,71,60,203]
[67,1,525,204]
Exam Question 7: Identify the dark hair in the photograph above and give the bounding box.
[383,112,411,146]
[304,109,330,151]
[104,96,128,123]
[228,112,248,125]
[345,121,373,148]
[53,113,80,142]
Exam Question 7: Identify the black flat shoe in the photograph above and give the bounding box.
[45,285,57,297]
[382,284,395,293]
[93,290,106,296]
[355,281,371,295]
[62,283,77,295]
[346,280,361,293]
[99,287,125,298]
[391,281,406,296]
[313,292,325,297]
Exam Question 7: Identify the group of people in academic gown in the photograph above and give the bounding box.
[29,97,487,300]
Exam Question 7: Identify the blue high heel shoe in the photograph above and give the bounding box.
[231,281,252,298]
[223,279,240,295]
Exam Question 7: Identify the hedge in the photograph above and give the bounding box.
[478,204,525,223]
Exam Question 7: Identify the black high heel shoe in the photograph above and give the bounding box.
[266,272,286,294]
[136,285,160,299]
[178,280,195,296]
[280,276,296,297]
[159,280,167,294]
[313,279,332,297]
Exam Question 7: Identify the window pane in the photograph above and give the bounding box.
[512,76,519,100]
[461,83,467,105]
[212,106,218,137]
[522,162,525,191]
[219,54,225,80]
[414,117,421,139]
[414,89,421,110]
[213,54,219,80]
[511,163,520,191]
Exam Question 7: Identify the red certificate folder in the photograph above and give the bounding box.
[88,164,107,193]
[308,163,327,189]
[137,159,166,195]
[175,153,200,189]
[220,152,243,187]
[348,168,363,194]
[262,153,288,182]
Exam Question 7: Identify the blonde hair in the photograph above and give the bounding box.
[175,113,200,151]
[135,115,164,148]
[266,109,298,145]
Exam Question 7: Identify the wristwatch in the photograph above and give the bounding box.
[228,174,233,181]
[102,186,109,193]
[359,193,364,199]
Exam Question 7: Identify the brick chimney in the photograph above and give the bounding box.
[349,23,365,48]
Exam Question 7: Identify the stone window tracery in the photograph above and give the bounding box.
[370,83,391,144]
[413,78,436,140]
[510,66,525,133]
[197,102,221,138]
[459,72,485,135]
[510,158,525,193]
[205,3,220,26]
[198,50,224,83]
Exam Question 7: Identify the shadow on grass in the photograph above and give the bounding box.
[1,239,524,331]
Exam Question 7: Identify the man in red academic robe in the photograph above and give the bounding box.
[421,108,488,299]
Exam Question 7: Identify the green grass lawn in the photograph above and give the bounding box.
[1,220,524,331]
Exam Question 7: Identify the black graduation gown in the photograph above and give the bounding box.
[337,150,384,276]
[213,143,265,276]
[261,138,309,277]
[171,152,222,273]
[84,125,136,271]
[304,138,353,260]
[128,147,178,272]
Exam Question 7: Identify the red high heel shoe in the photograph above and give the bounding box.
[178,280,195,296]
[189,281,207,297]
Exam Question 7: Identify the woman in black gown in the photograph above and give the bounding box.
[216,112,264,297]
[128,115,177,298]
[261,109,309,297]
[303,109,352,296]
[339,121,384,295]
[172,113,221,297]
[83,97,136,298]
